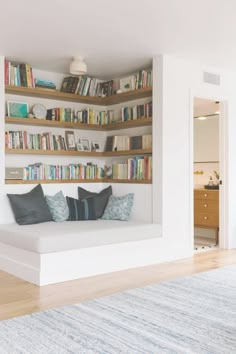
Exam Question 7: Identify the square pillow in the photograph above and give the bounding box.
[78,185,112,218]
[66,196,96,221]
[101,193,134,221]
[7,184,52,225]
[45,191,69,222]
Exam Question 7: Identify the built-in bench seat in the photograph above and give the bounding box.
[0,220,157,254]
[0,220,162,286]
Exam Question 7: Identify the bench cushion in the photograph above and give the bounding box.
[0,220,155,254]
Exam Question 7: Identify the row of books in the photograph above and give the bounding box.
[46,107,115,125]
[5,131,68,151]
[60,76,114,96]
[122,102,152,121]
[60,69,152,97]
[134,70,152,90]
[5,60,34,88]
[5,60,152,95]
[119,70,152,92]
[23,163,104,181]
[105,134,152,151]
[112,156,152,180]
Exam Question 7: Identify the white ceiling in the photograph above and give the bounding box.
[1,0,236,79]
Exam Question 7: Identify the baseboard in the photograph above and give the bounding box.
[0,254,40,285]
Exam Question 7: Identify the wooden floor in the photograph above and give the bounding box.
[1,249,236,321]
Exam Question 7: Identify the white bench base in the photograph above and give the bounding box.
[0,224,165,286]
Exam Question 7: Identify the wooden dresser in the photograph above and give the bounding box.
[194,189,219,241]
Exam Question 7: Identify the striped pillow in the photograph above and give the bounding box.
[66,196,96,221]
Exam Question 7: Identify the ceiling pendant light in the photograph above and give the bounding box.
[70,56,87,75]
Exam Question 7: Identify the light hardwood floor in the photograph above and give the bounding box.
[1,249,236,321]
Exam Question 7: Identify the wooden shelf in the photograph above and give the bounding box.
[5,178,152,185]
[103,179,152,184]
[102,87,152,105]
[5,85,104,105]
[104,118,152,130]
[5,85,152,106]
[103,149,152,156]
[5,148,104,157]
[6,148,152,156]
[5,179,102,184]
[5,116,152,131]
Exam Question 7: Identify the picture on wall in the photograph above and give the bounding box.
[80,138,91,151]
[65,131,76,150]
[7,101,28,118]
[91,141,101,152]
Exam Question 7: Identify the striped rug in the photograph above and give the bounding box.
[1,266,236,354]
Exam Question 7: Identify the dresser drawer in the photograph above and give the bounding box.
[194,212,219,228]
[194,199,218,213]
[194,190,219,201]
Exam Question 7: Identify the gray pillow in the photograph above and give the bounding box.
[7,184,52,225]
[45,191,69,222]
[78,185,112,218]
[101,194,134,221]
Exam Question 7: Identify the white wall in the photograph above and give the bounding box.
[194,162,219,187]
[154,54,236,250]
[194,116,219,162]
[1,54,236,265]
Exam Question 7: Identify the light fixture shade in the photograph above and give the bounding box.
[70,56,87,75]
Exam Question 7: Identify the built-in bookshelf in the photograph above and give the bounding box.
[5,69,153,185]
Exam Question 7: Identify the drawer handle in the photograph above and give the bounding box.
[204,204,208,208]
[204,194,208,197]
[204,216,208,220]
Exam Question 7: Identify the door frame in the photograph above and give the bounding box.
[189,90,228,250]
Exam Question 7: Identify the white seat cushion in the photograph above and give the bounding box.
[0,220,157,254]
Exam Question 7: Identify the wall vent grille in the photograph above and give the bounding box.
[203,72,220,86]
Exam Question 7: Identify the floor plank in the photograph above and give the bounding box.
[0,249,236,321]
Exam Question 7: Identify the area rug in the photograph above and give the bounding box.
[1,266,236,354]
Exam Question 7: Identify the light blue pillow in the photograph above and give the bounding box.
[45,191,69,222]
[101,194,134,221]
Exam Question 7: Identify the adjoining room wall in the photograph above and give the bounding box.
[154,54,236,251]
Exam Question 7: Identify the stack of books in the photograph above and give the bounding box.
[121,101,152,121]
[60,76,115,97]
[5,130,67,151]
[105,134,152,151]
[134,70,152,89]
[46,108,114,125]
[112,156,152,180]
[23,163,104,181]
[5,60,34,88]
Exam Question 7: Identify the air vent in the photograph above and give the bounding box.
[203,72,220,86]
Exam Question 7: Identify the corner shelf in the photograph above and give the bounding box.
[5,116,152,131]
[5,178,152,185]
[5,148,152,157]
[5,85,152,106]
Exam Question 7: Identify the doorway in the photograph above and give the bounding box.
[193,98,220,251]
